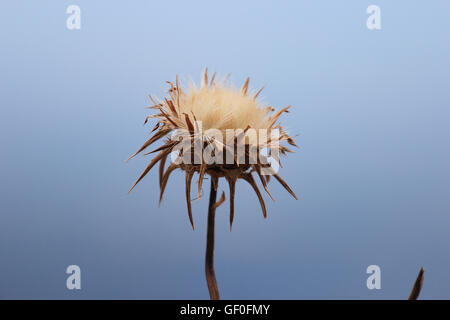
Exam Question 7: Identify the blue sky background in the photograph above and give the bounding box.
[0,1,449,299]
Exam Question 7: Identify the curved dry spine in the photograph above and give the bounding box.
[127,129,170,161]
[185,169,195,230]
[159,163,178,205]
[242,173,267,219]
[158,153,167,187]
[254,166,274,201]
[197,164,207,200]
[225,176,236,230]
[128,149,170,193]
[213,191,226,210]
[273,173,298,200]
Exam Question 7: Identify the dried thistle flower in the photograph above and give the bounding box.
[129,69,298,299]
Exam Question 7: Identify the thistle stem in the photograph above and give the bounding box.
[205,176,220,300]
[408,267,425,300]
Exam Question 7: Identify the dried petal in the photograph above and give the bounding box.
[127,129,171,161]
[159,163,178,204]
[273,173,298,200]
[129,149,170,192]
[242,173,267,218]
[185,170,195,229]
[254,166,274,201]
[254,86,264,99]
[213,191,226,210]
[242,77,250,95]
[226,176,236,230]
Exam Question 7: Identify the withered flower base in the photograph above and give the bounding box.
[129,69,297,299]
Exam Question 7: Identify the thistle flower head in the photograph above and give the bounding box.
[129,69,298,230]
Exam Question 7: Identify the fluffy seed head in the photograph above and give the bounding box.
[129,69,298,230]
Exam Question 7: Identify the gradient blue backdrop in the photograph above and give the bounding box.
[1,1,449,299]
